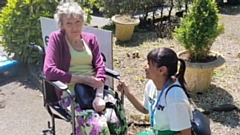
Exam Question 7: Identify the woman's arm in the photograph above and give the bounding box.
[117,81,148,114]
[70,75,85,83]
[125,92,148,114]
[89,34,106,82]
[44,32,72,83]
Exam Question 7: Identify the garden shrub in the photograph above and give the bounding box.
[98,0,191,37]
[77,0,99,24]
[0,0,60,63]
[98,0,165,18]
[98,0,191,18]
[0,0,95,64]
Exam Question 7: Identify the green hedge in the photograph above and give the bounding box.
[0,0,95,64]
[0,0,60,63]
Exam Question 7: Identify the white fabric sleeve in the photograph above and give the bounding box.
[166,87,192,131]
[143,80,152,111]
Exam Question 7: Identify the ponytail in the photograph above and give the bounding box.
[176,58,187,91]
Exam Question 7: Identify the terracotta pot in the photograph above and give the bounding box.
[111,15,140,41]
[177,50,225,93]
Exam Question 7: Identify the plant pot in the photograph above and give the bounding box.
[177,50,225,93]
[111,15,140,41]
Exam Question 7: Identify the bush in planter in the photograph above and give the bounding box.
[173,0,225,93]
[0,0,95,64]
[174,0,224,62]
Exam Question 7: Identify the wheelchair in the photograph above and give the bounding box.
[28,43,126,135]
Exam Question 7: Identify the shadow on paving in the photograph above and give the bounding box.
[218,5,240,15]
[191,84,240,128]
[0,63,38,90]
[0,64,71,135]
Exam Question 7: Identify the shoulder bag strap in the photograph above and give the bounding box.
[165,84,182,99]
[165,84,195,107]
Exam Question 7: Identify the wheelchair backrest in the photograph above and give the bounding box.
[39,17,113,103]
[40,17,113,88]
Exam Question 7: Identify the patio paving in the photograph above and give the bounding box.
[0,74,71,135]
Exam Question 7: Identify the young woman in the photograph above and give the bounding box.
[117,47,192,135]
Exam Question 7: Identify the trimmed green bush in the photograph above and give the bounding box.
[174,0,224,62]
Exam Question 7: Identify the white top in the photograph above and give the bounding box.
[143,80,192,131]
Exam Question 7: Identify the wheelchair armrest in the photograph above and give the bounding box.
[105,68,120,80]
[43,77,68,91]
[42,68,120,90]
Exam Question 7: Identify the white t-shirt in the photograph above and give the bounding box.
[143,80,192,131]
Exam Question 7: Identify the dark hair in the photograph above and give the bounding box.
[147,47,187,91]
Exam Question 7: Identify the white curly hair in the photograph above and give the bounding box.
[54,0,85,28]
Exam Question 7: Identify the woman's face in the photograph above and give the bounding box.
[61,14,83,39]
[144,61,161,80]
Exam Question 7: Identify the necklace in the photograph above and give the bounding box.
[70,39,85,52]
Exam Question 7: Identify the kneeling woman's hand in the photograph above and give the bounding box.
[92,97,106,112]
[117,81,130,96]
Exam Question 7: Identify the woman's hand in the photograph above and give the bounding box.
[117,81,130,96]
[117,80,148,114]
[83,76,103,88]
[92,97,106,112]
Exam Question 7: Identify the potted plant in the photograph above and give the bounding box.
[174,0,225,93]
[111,14,140,41]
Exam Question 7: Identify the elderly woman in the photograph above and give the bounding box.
[43,1,119,135]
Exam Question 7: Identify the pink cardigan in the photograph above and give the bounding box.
[43,30,106,84]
